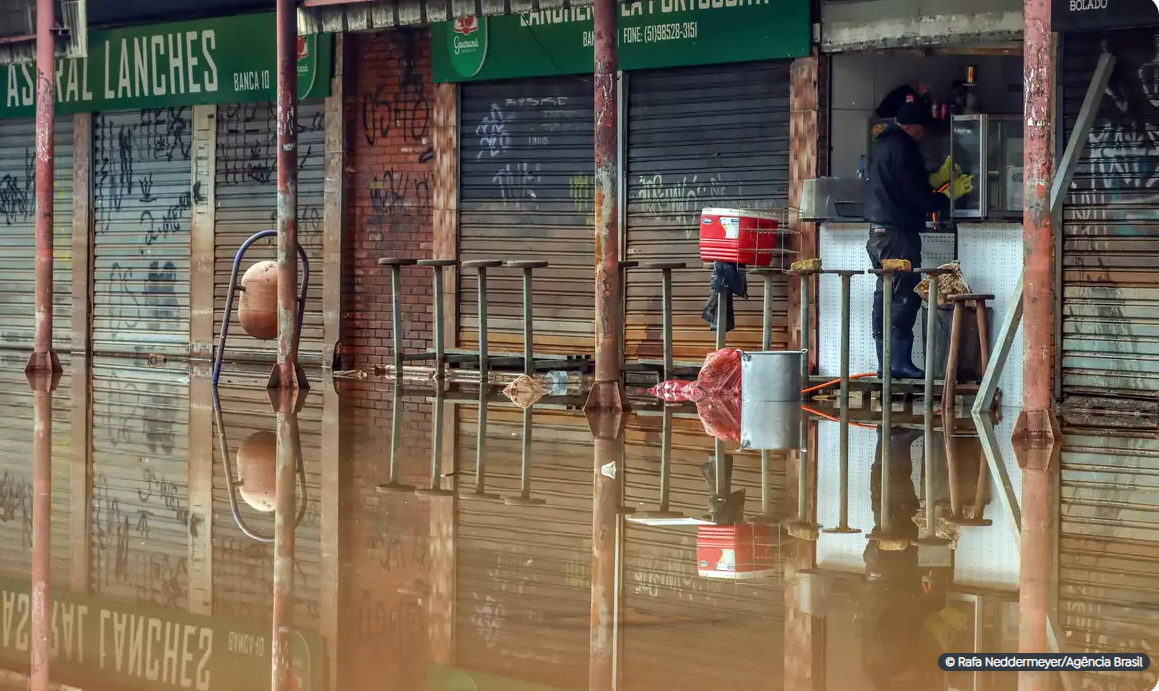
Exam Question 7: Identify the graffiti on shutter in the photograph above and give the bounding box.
[0,117,74,351]
[1061,30,1159,404]
[214,101,327,364]
[92,108,193,357]
[459,78,596,355]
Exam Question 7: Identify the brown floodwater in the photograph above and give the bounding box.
[0,353,1153,691]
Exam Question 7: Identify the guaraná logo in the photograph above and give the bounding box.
[449,15,488,78]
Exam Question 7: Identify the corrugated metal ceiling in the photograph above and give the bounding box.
[297,0,614,34]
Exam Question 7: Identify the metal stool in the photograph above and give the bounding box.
[415,386,454,498]
[641,261,686,382]
[504,260,549,376]
[462,387,502,502]
[505,406,546,506]
[945,436,993,528]
[629,404,683,521]
[418,259,457,380]
[376,384,415,494]
[462,259,503,384]
[377,257,418,377]
[942,293,995,413]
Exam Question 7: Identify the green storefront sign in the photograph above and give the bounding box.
[431,0,810,83]
[0,577,321,691]
[0,12,332,119]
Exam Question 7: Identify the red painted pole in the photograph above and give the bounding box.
[26,0,60,376]
[29,374,55,691]
[272,398,299,691]
[584,0,626,412]
[1018,0,1056,443]
[269,0,302,391]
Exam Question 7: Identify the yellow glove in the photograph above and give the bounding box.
[942,173,974,201]
[928,155,954,187]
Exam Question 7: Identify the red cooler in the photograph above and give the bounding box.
[699,208,781,267]
[696,524,775,579]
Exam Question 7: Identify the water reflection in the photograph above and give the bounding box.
[10,360,1159,691]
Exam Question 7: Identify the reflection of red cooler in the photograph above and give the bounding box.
[696,524,775,579]
[698,208,780,267]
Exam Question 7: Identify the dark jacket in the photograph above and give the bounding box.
[864,126,949,231]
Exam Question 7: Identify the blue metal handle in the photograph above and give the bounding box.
[212,230,310,386]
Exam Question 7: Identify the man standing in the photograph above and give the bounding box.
[864,101,972,379]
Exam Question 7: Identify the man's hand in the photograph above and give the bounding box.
[929,155,961,187]
[941,173,974,200]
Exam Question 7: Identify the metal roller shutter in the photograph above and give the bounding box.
[212,369,323,629]
[1059,429,1159,691]
[459,77,595,355]
[89,357,189,609]
[625,62,792,362]
[455,405,591,688]
[92,108,192,357]
[1061,31,1159,404]
[0,116,74,351]
[0,352,72,585]
[214,102,327,365]
[623,415,785,689]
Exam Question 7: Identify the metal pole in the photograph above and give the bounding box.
[762,273,773,351]
[660,405,673,512]
[880,271,894,530]
[799,274,810,380]
[474,387,489,496]
[661,269,673,381]
[376,385,414,493]
[433,267,446,379]
[478,268,491,385]
[590,415,622,691]
[824,272,859,534]
[715,290,727,351]
[586,0,625,412]
[920,277,946,545]
[270,0,301,391]
[29,376,53,691]
[1022,0,1055,431]
[272,401,299,691]
[523,267,534,377]
[27,0,59,376]
[392,266,404,377]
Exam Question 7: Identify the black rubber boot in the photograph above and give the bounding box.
[875,337,883,378]
[890,334,924,380]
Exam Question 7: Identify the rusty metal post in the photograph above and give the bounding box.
[29,370,57,691]
[585,0,626,413]
[588,411,625,691]
[1017,0,1058,448]
[269,0,304,391]
[26,0,60,376]
[271,389,302,691]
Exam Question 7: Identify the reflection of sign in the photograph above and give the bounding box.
[432,0,809,83]
[0,12,332,120]
[1051,0,1159,32]
[0,577,321,691]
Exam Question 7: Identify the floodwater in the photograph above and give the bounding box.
[0,353,1154,691]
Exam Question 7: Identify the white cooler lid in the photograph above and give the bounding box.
[701,207,782,221]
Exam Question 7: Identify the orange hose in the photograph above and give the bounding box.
[801,405,877,430]
[801,372,876,395]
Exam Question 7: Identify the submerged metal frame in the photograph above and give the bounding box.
[211,387,310,543]
[213,229,310,386]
